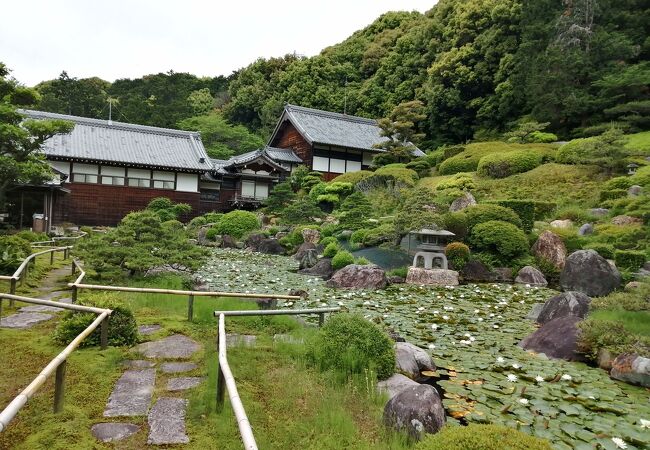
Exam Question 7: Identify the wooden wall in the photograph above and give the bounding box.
[271,122,313,167]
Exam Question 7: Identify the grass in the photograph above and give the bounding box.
[589,310,650,336]
[625,130,650,154]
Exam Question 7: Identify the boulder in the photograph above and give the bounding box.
[589,208,609,218]
[460,260,496,282]
[537,291,591,324]
[611,215,643,226]
[560,250,622,296]
[550,219,573,229]
[610,353,650,387]
[624,281,643,291]
[578,223,594,236]
[275,231,288,240]
[449,192,476,212]
[244,233,265,250]
[326,264,387,289]
[221,235,237,249]
[257,239,285,255]
[406,268,459,286]
[597,348,614,371]
[299,249,319,270]
[628,184,642,197]
[531,231,567,269]
[197,227,211,246]
[377,373,419,400]
[518,315,584,361]
[299,258,334,279]
[387,275,406,285]
[493,267,514,282]
[338,230,353,239]
[514,266,548,286]
[256,298,278,310]
[294,242,317,260]
[525,303,544,321]
[301,228,321,244]
[383,385,446,441]
[395,342,436,380]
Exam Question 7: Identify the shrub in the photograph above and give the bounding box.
[349,229,369,249]
[533,201,558,220]
[320,223,338,237]
[488,200,535,232]
[280,197,325,225]
[464,204,522,232]
[388,267,408,278]
[604,176,633,190]
[435,173,476,191]
[212,210,259,238]
[264,180,296,213]
[0,235,32,273]
[355,257,371,265]
[578,318,650,360]
[205,227,220,241]
[14,230,48,242]
[188,215,208,228]
[405,158,433,177]
[332,250,355,270]
[614,249,646,270]
[146,197,192,221]
[53,295,138,348]
[204,212,223,223]
[323,242,341,258]
[554,205,596,223]
[470,221,529,261]
[445,242,470,270]
[556,137,598,164]
[593,224,647,250]
[544,226,585,253]
[600,188,627,201]
[530,130,558,143]
[584,243,615,259]
[363,223,398,247]
[307,313,395,380]
[439,142,554,175]
[477,151,542,178]
[330,170,373,185]
[318,236,338,247]
[336,191,373,230]
[308,182,329,202]
[371,166,419,186]
[414,424,553,450]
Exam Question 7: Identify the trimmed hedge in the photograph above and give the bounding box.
[330,170,373,185]
[323,242,341,258]
[465,204,522,232]
[584,243,615,259]
[477,150,542,178]
[470,220,529,260]
[614,249,646,270]
[487,200,536,232]
[415,424,553,450]
[438,142,554,175]
[445,242,470,270]
[332,250,355,270]
[212,210,259,238]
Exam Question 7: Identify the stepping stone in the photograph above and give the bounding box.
[123,360,156,369]
[147,398,189,445]
[167,377,204,391]
[104,369,156,417]
[39,290,69,300]
[91,423,140,442]
[138,324,162,335]
[273,334,304,345]
[161,362,198,374]
[226,334,257,348]
[0,312,53,329]
[19,304,64,313]
[134,334,201,359]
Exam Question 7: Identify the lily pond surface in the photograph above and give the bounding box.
[198,249,650,450]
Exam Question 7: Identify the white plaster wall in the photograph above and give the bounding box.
[176,173,199,192]
[49,160,70,176]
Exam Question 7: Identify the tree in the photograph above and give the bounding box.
[0,63,74,210]
[336,191,373,230]
[35,71,110,118]
[187,88,214,116]
[263,181,296,213]
[502,121,551,143]
[373,100,425,166]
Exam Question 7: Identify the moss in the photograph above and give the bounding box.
[415,424,553,450]
[477,150,542,178]
[469,221,529,262]
[330,170,374,185]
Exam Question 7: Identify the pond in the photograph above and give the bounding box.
[197,249,650,450]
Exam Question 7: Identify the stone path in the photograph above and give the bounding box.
[103,369,156,417]
[147,398,189,445]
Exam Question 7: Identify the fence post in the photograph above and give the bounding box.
[216,333,225,412]
[100,317,109,350]
[187,294,194,322]
[71,285,78,304]
[50,250,54,265]
[9,278,16,307]
[63,248,69,259]
[22,264,28,287]
[71,260,76,276]
[318,312,325,327]
[54,360,67,413]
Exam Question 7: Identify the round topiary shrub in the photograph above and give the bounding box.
[212,210,259,238]
[307,313,395,380]
[477,151,542,178]
[319,236,338,247]
[445,242,470,270]
[205,227,220,241]
[470,220,529,260]
[414,424,553,450]
[583,243,615,259]
[464,204,522,232]
[332,250,355,270]
[323,242,341,258]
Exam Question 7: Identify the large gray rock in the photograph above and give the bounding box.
[406,268,459,286]
[326,264,387,289]
[299,249,319,270]
[611,215,643,226]
[525,303,544,321]
[377,373,419,400]
[550,219,573,229]
[449,192,476,212]
[628,185,642,197]
[134,334,201,359]
[91,423,140,442]
[257,238,286,255]
[395,342,436,380]
[294,242,317,260]
[147,398,189,445]
[560,250,622,296]
[515,266,548,286]
[244,233,265,250]
[589,208,609,218]
[299,258,334,279]
[302,228,321,244]
[610,353,650,387]
[221,235,237,248]
[383,385,446,441]
[578,223,594,236]
[531,231,567,269]
[104,369,156,417]
[460,260,495,282]
[493,267,514,282]
[537,291,591,324]
[519,315,584,361]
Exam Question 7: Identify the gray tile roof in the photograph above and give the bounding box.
[19,109,212,172]
[209,146,301,174]
[273,104,425,156]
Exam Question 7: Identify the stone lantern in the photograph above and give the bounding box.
[409,228,455,269]
[627,163,639,175]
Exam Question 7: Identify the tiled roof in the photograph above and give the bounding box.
[209,146,301,174]
[272,104,425,156]
[19,109,211,172]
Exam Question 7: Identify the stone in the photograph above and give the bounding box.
[395,342,436,380]
[161,362,199,374]
[103,369,156,417]
[578,223,594,236]
[550,219,573,229]
[0,312,53,329]
[387,275,405,284]
[256,238,286,255]
[514,266,548,286]
[625,281,644,291]
[377,373,419,400]
[644,261,650,271]
[302,228,321,244]
[294,242,317,260]
[326,264,388,289]
[91,423,140,442]
[273,334,305,344]
[610,353,650,387]
[299,258,333,279]
[611,215,643,226]
[383,385,446,441]
[244,233,265,250]
[221,235,237,248]
[288,289,309,298]
[138,324,162,335]
[256,298,277,310]
[449,192,476,212]
[597,348,614,371]
[167,377,204,391]
[19,304,64,313]
[388,329,406,342]
[560,250,622,297]
[147,398,189,445]
[531,231,567,269]
[628,184,642,196]
[123,360,156,369]
[537,291,591,324]
[589,208,609,218]
[493,267,513,282]
[460,260,496,282]
[134,334,201,359]
[518,315,583,361]
[406,268,459,286]
[525,303,544,321]
[226,334,257,347]
[299,249,319,270]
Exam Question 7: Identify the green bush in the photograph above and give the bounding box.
[445,242,470,270]
[544,226,585,253]
[146,197,192,221]
[578,318,650,360]
[204,212,223,223]
[337,191,373,231]
[593,224,647,250]
[0,235,32,273]
[332,250,355,270]
[14,230,48,242]
[188,216,208,228]
[53,295,138,348]
[355,256,371,265]
[307,313,395,380]
[323,242,341,258]
[320,223,338,237]
[370,166,419,186]
[530,130,558,143]
[488,200,535,232]
[533,201,558,220]
[614,249,646,270]
[205,227,220,241]
[363,223,397,247]
[308,182,328,202]
[439,142,554,175]
[440,212,468,240]
[554,205,596,223]
[477,151,542,178]
[405,158,433,177]
[435,173,476,191]
[212,210,259,238]
[465,204,522,232]
[470,221,529,261]
[604,176,634,190]
[388,266,408,278]
[330,170,373,185]
[349,229,369,249]
[584,243,615,259]
[592,284,650,311]
[414,424,553,450]
[556,137,598,164]
[280,197,325,225]
[600,188,627,201]
[442,144,466,160]
[318,236,338,247]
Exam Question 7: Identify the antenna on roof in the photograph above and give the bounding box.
[107,97,118,125]
[343,76,348,115]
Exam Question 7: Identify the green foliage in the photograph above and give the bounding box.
[332,251,355,270]
[592,284,650,312]
[464,204,522,233]
[13,230,48,242]
[318,236,338,247]
[264,181,296,213]
[488,200,536,233]
[354,256,371,265]
[583,243,615,260]
[387,267,408,278]
[370,166,419,187]
[556,128,628,171]
[543,226,585,253]
[445,242,470,270]
[394,186,442,237]
[280,197,325,225]
[349,229,369,249]
[503,121,552,144]
[323,242,342,258]
[553,205,596,224]
[146,197,191,221]
[205,227,220,241]
[363,223,398,247]
[330,171,374,185]
[405,158,433,177]
[469,221,529,262]
[578,318,650,360]
[336,191,373,231]
[441,212,468,240]
[477,151,542,179]
[599,188,627,201]
[307,313,395,380]
[614,250,646,271]
[373,100,426,164]
[438,142,554,175]
[290,166,323,193]
[435,173,476,191]
[0,235,31,273]
[415,424,553,450]
[530,131,558,143]
[592,224,647,251]
[212,210,259,238]
[188,215,208,228]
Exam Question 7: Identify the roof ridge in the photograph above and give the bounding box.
[285,104,377,125]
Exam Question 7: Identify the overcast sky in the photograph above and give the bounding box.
[2,0,434,87]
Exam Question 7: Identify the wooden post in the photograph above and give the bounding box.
[71,260,76,276]
[63,248,68,259]
[71,285,77,304]
[216,333,225,412]
[9,278,16,307]
[100,317,109,350]
[187,294,194,322]
[50,250,54,265]
[318,312,325,327]
[53,360,67,413]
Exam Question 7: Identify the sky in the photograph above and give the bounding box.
[1,0,434,87]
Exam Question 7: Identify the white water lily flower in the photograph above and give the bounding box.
[474,309,480,314]
[507,374,518,382]
[460,340,471,345]
[442,315,450,320]
[611,437,627,449]
[639,419,649,429]
[518,398,529,405]
[478,318,484,322]
[428,344,436,350]
[431,324,438,330]
[469,336,475,342]
[493,325,500,329]
[561,374,572,381]
[535,375,544,383]
[418,307,425,311]
[433,310,439,315]
[512,363,521,369]
[497,357,505,363]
